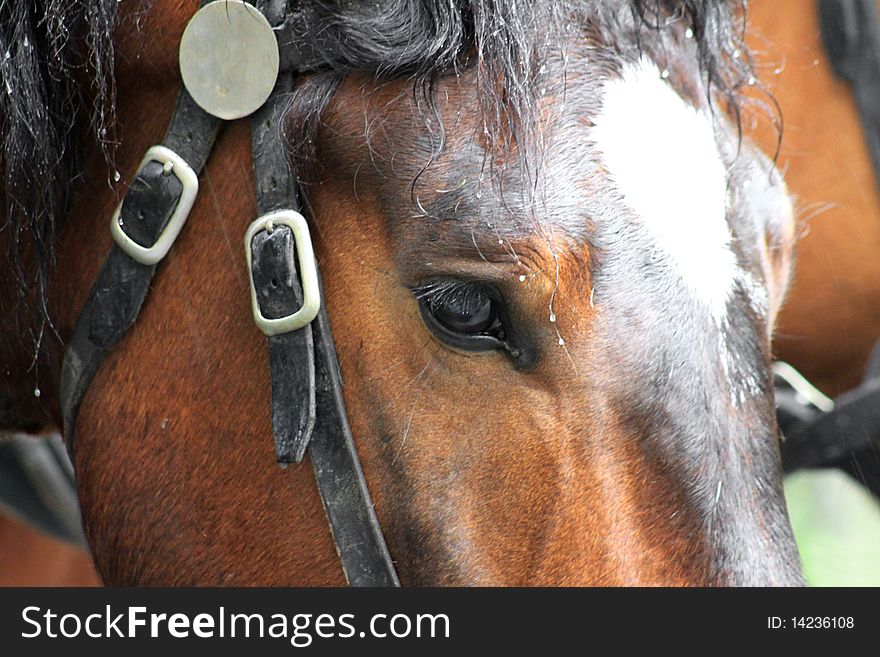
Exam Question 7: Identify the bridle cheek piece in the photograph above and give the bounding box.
[60,0,399,587]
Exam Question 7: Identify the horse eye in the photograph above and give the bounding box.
[431,289,494,333]
[415,281,505,351]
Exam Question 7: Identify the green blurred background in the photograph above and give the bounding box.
[785,469,880,586]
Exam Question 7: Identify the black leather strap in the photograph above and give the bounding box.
[248,62,399,584]
[265,0,324,73]
[61,0,399,587]
[250,71,317,464]
[308,296,400,586]
[60,88,221,453]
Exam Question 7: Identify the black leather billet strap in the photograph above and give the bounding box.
[249,226,317,463]
[60,89,221,455]
[819,0,880,188]
[249,71,398,584]
[250,71,317,464]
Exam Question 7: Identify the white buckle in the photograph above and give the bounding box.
[110,145,199,266]
[772,361,835,412]
[245,210,321,336]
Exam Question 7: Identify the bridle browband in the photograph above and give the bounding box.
[60,0,399,586]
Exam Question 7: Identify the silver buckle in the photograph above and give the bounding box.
[110,145,199,266]
[245,210,321,336]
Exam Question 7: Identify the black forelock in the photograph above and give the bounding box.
[283,0,764,197]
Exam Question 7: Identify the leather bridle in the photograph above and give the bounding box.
[59,0,400,586]
[56,0,880,586]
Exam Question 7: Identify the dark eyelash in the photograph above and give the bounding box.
[413,279,486,309]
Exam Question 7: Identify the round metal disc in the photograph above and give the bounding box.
[179,0,280,120]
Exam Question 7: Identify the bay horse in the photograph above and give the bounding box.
[0,0,804,585]
[745,0,880,498]
[750,0,880,398]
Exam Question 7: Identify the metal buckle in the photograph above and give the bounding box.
[245,210,321,336]
[110,145,199,265]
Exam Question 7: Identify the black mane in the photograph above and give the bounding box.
[0,0,759,349]
[0,0,120,345]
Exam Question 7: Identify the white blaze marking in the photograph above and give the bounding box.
[591,58,738,326]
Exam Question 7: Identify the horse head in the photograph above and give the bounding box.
[1,0,803,585]
[280,2,802,584]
